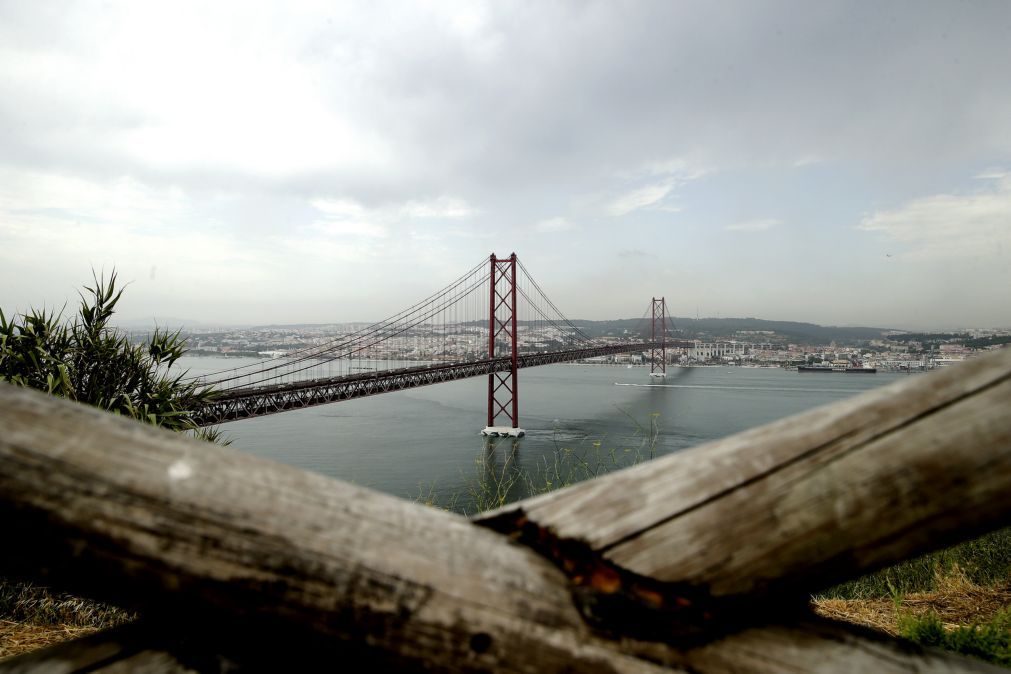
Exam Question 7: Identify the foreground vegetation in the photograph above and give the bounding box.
[0,270,218,437]
[899,606,1011,667]
[0,583,131,659]
[827,528,1011,600]
[813,529,1011,666]
[1,272,221,659]
[419,412,661,514]
[816,558,1011,667]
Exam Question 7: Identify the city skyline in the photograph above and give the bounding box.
[1,2,1010,330]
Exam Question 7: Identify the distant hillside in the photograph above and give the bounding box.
[121,315,889,346]
[569,317,890,345]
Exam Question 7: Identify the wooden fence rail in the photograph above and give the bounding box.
[0,348,1009,672]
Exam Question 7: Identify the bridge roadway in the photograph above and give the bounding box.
[192,341,684,426]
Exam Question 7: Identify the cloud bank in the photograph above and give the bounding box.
[0,1,1009,328]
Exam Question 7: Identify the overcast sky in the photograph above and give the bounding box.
[1,1,1009,330]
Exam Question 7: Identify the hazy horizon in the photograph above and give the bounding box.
[108,312,996,334]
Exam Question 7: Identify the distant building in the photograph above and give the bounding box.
[687,341,746,360]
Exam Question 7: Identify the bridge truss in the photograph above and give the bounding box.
[188,254,686,427]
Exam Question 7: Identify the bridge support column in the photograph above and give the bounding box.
[650,297,668,378]
[482,253,525,438]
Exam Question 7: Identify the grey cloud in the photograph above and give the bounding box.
[3,1,1010,204]
[336,1,1011,195]
[2,1,1010,327]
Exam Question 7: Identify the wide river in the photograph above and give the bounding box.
[179,356,908,511]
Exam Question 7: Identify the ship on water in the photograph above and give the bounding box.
[797,357,877,374]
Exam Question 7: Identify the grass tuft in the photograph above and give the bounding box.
[422,412,661,515]
[0,580,130,629]
[0,579,133,659]
[899,608,1011,667]
[824,527,1011,599]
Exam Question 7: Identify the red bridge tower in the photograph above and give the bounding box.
[650,297,668,377]
[482,253,525,437]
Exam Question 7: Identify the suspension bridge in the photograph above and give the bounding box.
[189,253,689,433]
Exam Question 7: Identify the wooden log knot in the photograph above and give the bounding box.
[479,509,810,646]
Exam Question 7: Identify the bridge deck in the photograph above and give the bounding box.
[192,342,685,426]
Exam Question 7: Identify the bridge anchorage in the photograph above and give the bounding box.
[188,253,681,428]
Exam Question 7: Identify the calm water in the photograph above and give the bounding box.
[179,356,907,505]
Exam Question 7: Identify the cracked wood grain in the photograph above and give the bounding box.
[478,348,1011,601]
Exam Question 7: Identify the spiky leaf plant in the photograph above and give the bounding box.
[0,270,220,437]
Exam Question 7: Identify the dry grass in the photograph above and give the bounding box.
[0,581,130,628]
[0,620,100,660]
[814,568,1011,637]
[0,580,132,661]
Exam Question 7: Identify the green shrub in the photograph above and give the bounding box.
[899,608,1011,666]
[1,272,226,630]
[0,270,219,436]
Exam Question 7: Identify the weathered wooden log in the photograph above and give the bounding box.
[478,348,1011,611]
[0,385,674,673]
[670,617,1003,673]
[4,615,1002,673]
[1,349,1009,671]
